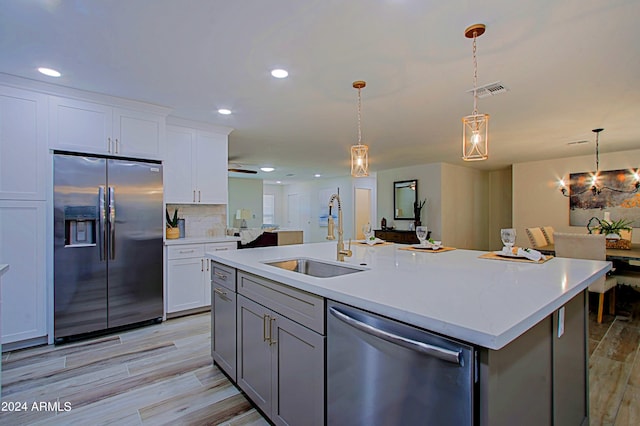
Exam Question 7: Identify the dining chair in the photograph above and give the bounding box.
[554,233,617,323]
[541,226,555,244]
[525,227,548,248]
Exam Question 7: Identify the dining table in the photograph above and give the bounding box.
[536,243,640,263]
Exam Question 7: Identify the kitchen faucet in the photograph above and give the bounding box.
[326,193,352,262]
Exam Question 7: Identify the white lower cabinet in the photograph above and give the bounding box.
[166,242,236,314]
[236,272,325,426]
[0,201,47,344]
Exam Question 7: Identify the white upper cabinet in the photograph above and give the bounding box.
[0,86,47,200]
[49,96,164,160]
[165,124,229,204]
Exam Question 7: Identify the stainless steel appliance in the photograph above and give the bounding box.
[54,152,163,341]
[327,301,475,425]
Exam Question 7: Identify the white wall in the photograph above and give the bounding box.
[513,148,640,244]
[377,163,443,235]
[284,176,355,243]
[228,177,263,228]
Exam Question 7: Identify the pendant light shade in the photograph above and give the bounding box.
[351,80,369,177]
[462,24,489,161]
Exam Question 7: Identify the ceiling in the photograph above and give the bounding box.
[1,0,639,183]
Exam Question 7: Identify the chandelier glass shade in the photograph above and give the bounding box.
[351,80,369,177]
[462,24,489,161]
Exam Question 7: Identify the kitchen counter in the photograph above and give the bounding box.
[207,242,610,349]
[0,264,8,276]
[165,236,239,246]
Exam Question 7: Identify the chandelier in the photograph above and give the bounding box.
[462,24,489,161]
[351,80,369,177]
[560,128,640,197]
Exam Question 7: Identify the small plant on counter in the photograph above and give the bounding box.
[166,208,179,228]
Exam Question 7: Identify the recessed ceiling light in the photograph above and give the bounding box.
[271,69,288,79]
[38,67,61,77]
[260,167,275,172]
[218,108,232,115]
[314,174,321,178]
[276,181,282,184]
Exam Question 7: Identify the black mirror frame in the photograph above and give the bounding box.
[393,179,418,220]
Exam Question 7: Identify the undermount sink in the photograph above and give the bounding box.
[263,258,365,278]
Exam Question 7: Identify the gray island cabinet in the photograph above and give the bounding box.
[208,242,609,425]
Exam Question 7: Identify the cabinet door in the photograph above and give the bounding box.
[237,295,272,417]
[0,201,46,344]
[195,131,228,204]
[164,126,197,203]
[49,96,113,155]
[271,314,325,426]
[212,284,237,381]
[166,257,206,313]
[113,108,164,160]
[0,87,47,200]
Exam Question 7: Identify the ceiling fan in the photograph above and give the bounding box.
[228,163,257,174]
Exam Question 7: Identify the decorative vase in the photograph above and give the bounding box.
[166,227,180,239]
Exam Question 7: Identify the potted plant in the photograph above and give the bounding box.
[596,218,633,239]
[166,208,180,239]
[413,198,426,228]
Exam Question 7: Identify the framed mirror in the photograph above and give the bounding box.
[394,180,418,220]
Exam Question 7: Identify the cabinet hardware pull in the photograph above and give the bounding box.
[215,248,228,251]
[263,314,270,342]
[115,138,119,154]
[214,288,227,297]
[269,316,277,345]
[207,259,210,271]
[201,259,204,271]
[198,190,201,203]
[214,271,227,280]
[107,137,112,153]
[193,190,196,202]
[179,249,195,253]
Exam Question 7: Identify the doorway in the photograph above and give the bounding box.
[354,188,372,240]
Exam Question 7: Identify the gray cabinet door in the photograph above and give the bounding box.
[271,314,325,426]
[237,295,272,416]
[212,285,237,381]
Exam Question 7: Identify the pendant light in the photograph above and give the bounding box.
[351,80,369,177]
[462,24,489,161]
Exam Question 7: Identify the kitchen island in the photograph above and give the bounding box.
[207,242,610,425]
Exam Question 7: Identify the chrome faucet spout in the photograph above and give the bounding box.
[327,194,352,261]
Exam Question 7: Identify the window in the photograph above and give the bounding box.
[263,194,275,225]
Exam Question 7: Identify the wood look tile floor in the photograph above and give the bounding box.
[1,288,639,426]
[0,313,268,426]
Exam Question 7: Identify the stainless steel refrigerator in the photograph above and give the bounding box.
[53,152,163,342]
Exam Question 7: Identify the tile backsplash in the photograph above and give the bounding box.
[166,204,227,238]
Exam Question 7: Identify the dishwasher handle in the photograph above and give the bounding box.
[329,306,462,366]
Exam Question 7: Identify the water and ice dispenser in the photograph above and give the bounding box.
[64,206,97,246]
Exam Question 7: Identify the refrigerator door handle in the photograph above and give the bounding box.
[99,186,107,261]
[108,186,116,260]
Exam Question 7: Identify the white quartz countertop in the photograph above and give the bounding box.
[165,236,239,246]
[207,242,611,350]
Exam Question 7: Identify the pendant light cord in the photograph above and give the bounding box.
[357,87,363,145]
[472,31,478,115]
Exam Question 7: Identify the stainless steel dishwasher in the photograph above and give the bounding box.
[327,301,475,425]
